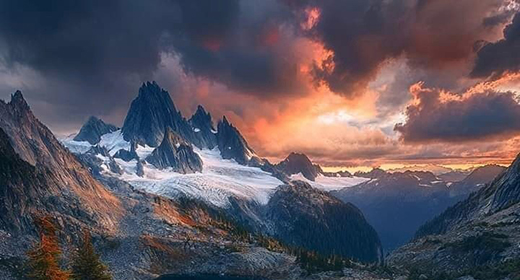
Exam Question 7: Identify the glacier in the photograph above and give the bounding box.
[62,131,367,207]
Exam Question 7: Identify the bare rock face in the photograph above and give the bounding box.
[121,81,212,149]
[146,128,203,173]
[73,116,118,144]
[189,105,218,149]
[266,181,383,263]
[0,91,121,234]
[276,152,322,181]
[216,116,255,165]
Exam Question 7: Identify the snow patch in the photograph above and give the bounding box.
[290,173,369,191]
[135,144,155,159]
[61,139,92,154]
[99,130,130,156]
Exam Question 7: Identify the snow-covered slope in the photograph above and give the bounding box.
[63,134,282,207]
[117,148,282,207]
[290,173,369,191]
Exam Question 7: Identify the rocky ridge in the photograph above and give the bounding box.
[388,155,520,276]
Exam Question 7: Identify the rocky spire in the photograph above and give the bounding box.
[73,116,118,144]
[216,116,255,165]
[189,105,217,149]
[10,90,30,112]
[121,81,208,148]
[146,127,203,173]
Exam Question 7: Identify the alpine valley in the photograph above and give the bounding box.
[1,81,519,280]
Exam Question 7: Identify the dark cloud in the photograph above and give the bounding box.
[395,88,520,142]
[170,0,305,97]
[283,0,506,97]
[0,0,515,141]
[0,0,177,79]
[0,0,304,131]
[472,11,520,78]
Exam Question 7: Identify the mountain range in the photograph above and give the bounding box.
[0,83,385,280]
[388,153,520,278]
[1,81,518,280]
[333,166,505,252]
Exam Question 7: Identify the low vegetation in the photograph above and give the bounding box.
[24,216,112,280]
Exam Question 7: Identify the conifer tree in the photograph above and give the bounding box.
[25,216,70,280]
[71,230,112,280]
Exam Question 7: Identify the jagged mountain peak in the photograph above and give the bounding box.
[122,81,215,149]
[136,81,174,105]
[0,92,122,234]
[194,104,209,116]
[190,105,213,126]
[3,90,31,115]
[122,81,186,147]
[189,105,217,149]
[276,152,322,181]
[11,90,29,108]
[73,116,118,145]
[222,115,230,125]
[216,116,255,165]
[463,164,506,184]
[286,152,312,162]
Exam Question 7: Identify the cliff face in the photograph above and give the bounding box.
[146,128,203,173]
[0,91,121,234]
[216,117,255,165]
[189,105,218,149]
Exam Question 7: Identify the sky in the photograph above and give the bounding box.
[1,0,520,171]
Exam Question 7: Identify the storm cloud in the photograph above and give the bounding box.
[283,0,509,97]
[0,0,520,165]
[472,11,520,78]
[395,86,520,142]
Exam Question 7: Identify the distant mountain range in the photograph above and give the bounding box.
[388,153,520,278]
[333,166,505,252]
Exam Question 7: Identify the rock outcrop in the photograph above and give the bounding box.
[189,105,218,149]
[146,128,203,173]
[216,116,255,165]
